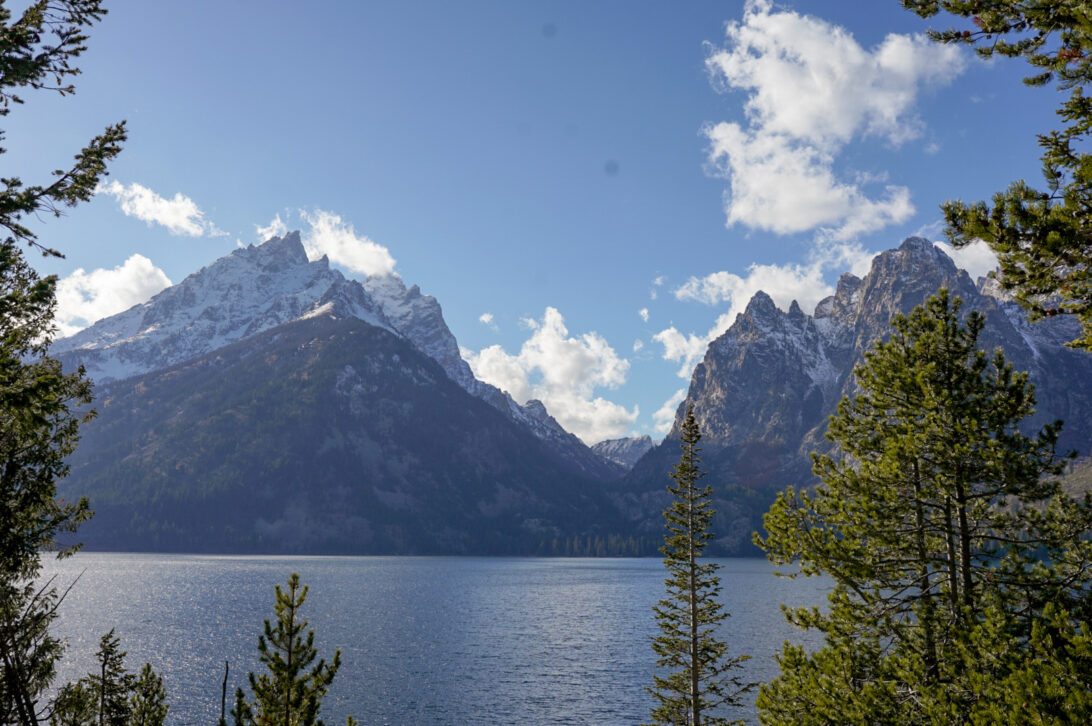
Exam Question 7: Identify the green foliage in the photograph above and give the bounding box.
[902,0,1092,349]
[0,216,94,726]
[756,289,1092,724]
[88,631,133,726]
[125,665,167,726]
[232,573,354,726]
[0,1,125,722]
[0,0,126,258]
[647,408,750,726]
[49,631,166,726]
[49,681,94,726]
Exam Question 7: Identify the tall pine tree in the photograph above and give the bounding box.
[647,407,750,726]
[757,289,1092,724]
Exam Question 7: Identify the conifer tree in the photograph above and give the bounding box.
[87,631,131,726]
[49,681,94,726]
[49,631,166,726]
[126,665,167,726]
[232,574,354,726]
[757,289,1092,724]
[647,407,749,726]
[901,1,1092,349]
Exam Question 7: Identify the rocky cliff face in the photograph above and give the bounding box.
[616,237,1092,554]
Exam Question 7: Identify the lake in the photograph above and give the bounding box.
[41,554,827,725]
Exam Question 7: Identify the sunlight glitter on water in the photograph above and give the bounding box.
[42,554,826,726]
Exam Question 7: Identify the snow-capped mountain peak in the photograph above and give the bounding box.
[54,232,392,383]
[53,230,620,478]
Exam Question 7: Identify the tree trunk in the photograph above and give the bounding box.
[689,481,700,726]
[944,496,960,616]
[955,477,974,610]
[912,460,938,683]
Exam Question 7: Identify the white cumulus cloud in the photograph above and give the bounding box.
[704,0,964,240]
[300,209,396,277]
[55,255,172,337]
[98,181,225,237]
[705,123,915,240]
[463,307,637,445]
[653,389,687,435]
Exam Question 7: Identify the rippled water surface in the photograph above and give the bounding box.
[42,554,825,725]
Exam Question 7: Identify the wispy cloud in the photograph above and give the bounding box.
[256,212,288,241]
[55,255,172,337]
[98,181,225,237]
[704,0,964,240]
[463,307,637,445]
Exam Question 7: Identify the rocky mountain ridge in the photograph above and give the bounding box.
[615,237,1092,554]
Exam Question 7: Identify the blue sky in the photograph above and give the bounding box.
[18,0,1057,444]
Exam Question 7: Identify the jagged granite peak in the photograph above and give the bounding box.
[256,229,310,267]
[514,398,588,453]
[591,436,654,470]
[53,232,392,383]
[814,273,862,318]
[835,271,862,299]
[695,280,840,448]
[616,236,1092,555]
[744,290,778,319]
[813,273,862,350]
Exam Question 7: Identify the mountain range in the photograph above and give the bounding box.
[54,234,1092,554]
[613,237,1092,554]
